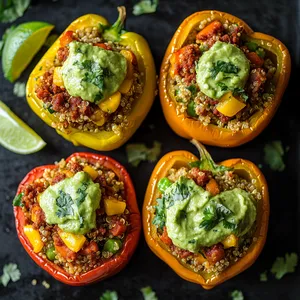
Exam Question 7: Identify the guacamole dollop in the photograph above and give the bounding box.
[39,171,101,234]
[196,41,250,100]
[61,41,127,103]
[164,177,256,252]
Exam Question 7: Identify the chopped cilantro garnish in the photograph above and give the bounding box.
[0,263,21,287]
[140,286,158,300]
[13,192,23,207]
[271,252,298,279]
[133,0,159,16]
[260,270,268,282]
[0,0,31,23]
[264,140,286,171]
[210,60,240,79]
[56,190,74,218]
[152,198,166,229]
[126,141,161,167]
[230,290,244,300]
[75,182,88,207]
[100,290,118,300]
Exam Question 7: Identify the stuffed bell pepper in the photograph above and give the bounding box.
[13,153,141,285]
[160,10,291,147]
[143,140,269,289]
[27,7,156,151]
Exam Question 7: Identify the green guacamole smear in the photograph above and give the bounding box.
[196,41,250,100]
[39,171,101,235]
[164,177,256,252]
[61,41,127,103]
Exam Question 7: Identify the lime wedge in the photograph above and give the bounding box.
[0,101,46,154]
[2,21,54,82]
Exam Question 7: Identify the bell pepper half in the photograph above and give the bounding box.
[143,140,269,289]
[14,152,141,286]
[159,10,291,147]
[26,7,156,151]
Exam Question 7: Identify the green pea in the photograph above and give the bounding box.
[46,246,56,261]
[158,177,172,193]
[256,48,266,58]
[103,239,122,254]
[187,101,197,117]
[245,41,258,52]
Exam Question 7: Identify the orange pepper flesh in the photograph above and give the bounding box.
[159,10,291,147]
[143,149,269,289]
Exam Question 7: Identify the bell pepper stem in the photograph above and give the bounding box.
[102,6,126,42]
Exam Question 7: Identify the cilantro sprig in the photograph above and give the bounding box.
[100,290,118,300]
[140,286,158,300]
[1,263,21,287]
[0,0,31,23]
[152,198,166,229]
[264,140,286,172]
[133,0,159,16]
[271,252,298,279]
[56,190,74,218]
[210,60,240,79]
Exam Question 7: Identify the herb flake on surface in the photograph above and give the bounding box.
[1,263,21,287]
[13,192,23,206]
[0,0,31,23]
[140,286,158,300]
[210,60,240,78]
[264,140,286,172]
[230,290,244,300]
[133,0,159,16]
[100,290,118,300]
[271,252,298,279]
[126,141,161,167]
[152,198,166,229]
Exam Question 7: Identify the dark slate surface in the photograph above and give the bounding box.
[0,0,299,299]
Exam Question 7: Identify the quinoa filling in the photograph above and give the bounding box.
[19,156,129,276]
[169,18,277,131]
[35,27,143,136]
[151,165,260,279]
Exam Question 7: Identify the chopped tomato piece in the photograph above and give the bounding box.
[79,241,99,255]
[196,20,223,41]
[94,43,112,50]
[110,220,127,236]
[60,31,74,47]
[205,243,225,264]
[53,234,77,261]
[160,226,173,246]
[246,52,264,67]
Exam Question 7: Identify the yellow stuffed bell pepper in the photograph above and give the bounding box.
[26,6,156,151]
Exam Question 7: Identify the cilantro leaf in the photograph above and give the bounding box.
[56,190,74,218]
[152,198,166,229]
[260,271,268,282]
[271,252,298,279]
[210,60,240,79]
[0,0,31,23]
[264,140,286,172]
[100,290,118,300]
[133,0,159,16]
[0,25,16,56]
[75,182,88,207]
[13,82,26,97]
[13,192,23,206]
[216,82,228,91]
[126,141,161,167]
[230,290,244,300]
[140,286,158,300]
[232,87,248,101]
[1,263,21,287]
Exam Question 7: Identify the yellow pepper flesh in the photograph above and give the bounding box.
[83,165,98,180]
[216,92,246,117]
[99,91,121,113]
[24,225,44,253]
[104,197,126,216]
[58,231,86,252]
[221,234,239,249]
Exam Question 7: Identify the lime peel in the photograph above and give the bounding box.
[0,101,46,154]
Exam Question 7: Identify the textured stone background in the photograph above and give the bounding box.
[0,0,299,299]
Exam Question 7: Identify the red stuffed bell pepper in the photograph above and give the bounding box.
[13,153,140,285]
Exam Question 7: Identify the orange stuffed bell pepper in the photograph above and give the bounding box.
[13,152,141,285]
[160,10,291,147]
[143,140,269,289]
[26,6,156,151]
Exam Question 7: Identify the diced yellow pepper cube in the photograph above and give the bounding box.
[221,234,239,249]
[24,225,44,253]
[99,91,121,113]
[119,78,133,94]
[104,197,126,216]
[37,193,41,203]
[58,231,86,253]
[83,165,98,180]
[91,109,106,126]
[216,92,246,117]
[53,67,64,87]
[62,170,74,178]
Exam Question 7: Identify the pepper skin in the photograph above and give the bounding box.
[159,10,291,147]
[14,152,141,285]
[143,141,269,289]
[26,7,156,151]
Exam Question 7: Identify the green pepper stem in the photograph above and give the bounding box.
[190,139,214,164]
[102,6,126,42]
